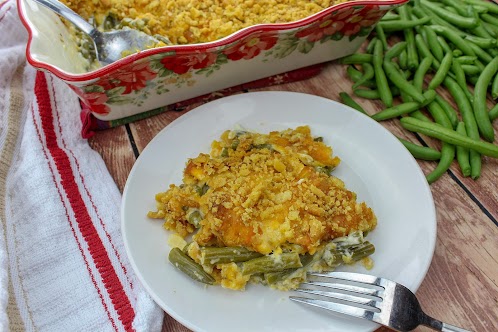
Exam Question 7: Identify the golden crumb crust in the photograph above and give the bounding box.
[60,0,349,44]
[148,126,377,257]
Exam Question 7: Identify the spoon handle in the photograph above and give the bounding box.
[32,0,95,36]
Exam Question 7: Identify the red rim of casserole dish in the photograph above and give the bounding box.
[17,0,408,82]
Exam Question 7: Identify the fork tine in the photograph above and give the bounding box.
[290,296,376,320]
[295,288,379,308]
[309,272,384,287]
[302,281,382,298]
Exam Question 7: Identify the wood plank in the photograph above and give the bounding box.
[87,125,136,192]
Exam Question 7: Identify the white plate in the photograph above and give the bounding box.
[121,91,436,332]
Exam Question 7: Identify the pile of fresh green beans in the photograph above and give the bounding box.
[338,0,498,183]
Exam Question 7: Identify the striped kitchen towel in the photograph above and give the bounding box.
[0,1,163,331]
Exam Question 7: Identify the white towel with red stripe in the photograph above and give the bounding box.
[0,1,163,331]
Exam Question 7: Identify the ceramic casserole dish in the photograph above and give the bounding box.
[18,0,408,121]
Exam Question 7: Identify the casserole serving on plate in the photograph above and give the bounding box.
[18,0,408,121]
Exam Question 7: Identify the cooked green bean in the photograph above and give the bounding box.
[186,209,202,228]
[199,246,263,265]
[435,95,459,129]
[378,17,431,32]
[339,242,375,263]
[429,52,453,90]
[340,54,373,64]
[352,63,375,89]
[400,117,498,158]
[383,61,426,103]
[421,0,479,29]
[339,92,368,114]
[241,252,302,275]
[169,248,216,285]
[264,254,317,284]
[373,40,393,107]
[455,122,472,177]
[473,56,498,142]
[399,138,442,160]
[430,25,476,56]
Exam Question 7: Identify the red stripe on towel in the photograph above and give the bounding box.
[34,72,136,331]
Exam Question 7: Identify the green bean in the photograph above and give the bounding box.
[241,252,302,275]
[199,246,263,265]
[468,42,493,64]
[473,56,498,142]
[373,40,393,107]
[371,90,436,121]
[169,248,216,285]
[461,64,481,75]
[440,0,471,16]
[365,37,378,54]
[462,0,498,14]
[384,42,407,61]
[339,242,375,263]
[426,140,455,184]
[383,61,426,103]
[375,24,388,50]
[340,54,373,64]
[437,36,452,55]
[429,52,453,90]
[186,209,202,228]
[264,254,316,285]
[352,63,375,89]
[492,72,498,99]
[339,92,367,114]
[451,59,473,104]
[443,76,481,178]
[410,111,433,122]
[455,122,472,177]
[413,57,433,93]
[413,2,466,36]
[482,21,498,38]
[399,49,408,69]
[481,12,498,25]
[430,25,476,57]
[346,66,377,88]
[465,35,497,49]
[400,117,498,158]
[414,34,439,69]
[421,0,479,29]
[435,95,459,129]
[422,26,444,62]
[399,5,419,69]
[489,103,498,121]
[456,56,478,64]
[382,11,400,21]
[398,138,442,160]
[378,17,431,32]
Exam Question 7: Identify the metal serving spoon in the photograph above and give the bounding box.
[32,0,162,65]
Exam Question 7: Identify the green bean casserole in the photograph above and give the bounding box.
[148,126,377,291]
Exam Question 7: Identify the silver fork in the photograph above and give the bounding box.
[290,272,471,332]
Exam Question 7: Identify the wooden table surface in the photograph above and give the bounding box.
[88,61,498,332]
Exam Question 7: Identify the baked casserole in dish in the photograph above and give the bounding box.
[18,0,408,121]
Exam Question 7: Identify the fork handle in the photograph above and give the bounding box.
[423,314,472,332]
